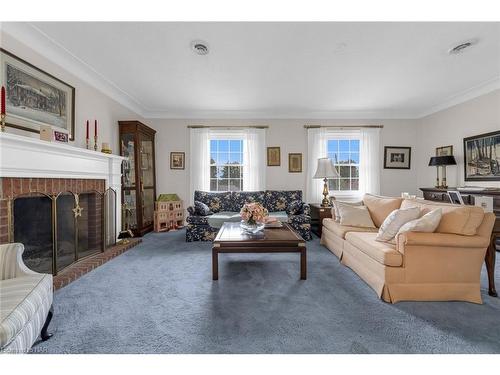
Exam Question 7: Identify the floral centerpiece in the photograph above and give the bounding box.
[240,202,268,234]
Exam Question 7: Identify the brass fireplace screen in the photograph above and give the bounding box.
[6,188,117,275]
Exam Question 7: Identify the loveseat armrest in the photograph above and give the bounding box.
[396,231,490,253]
[0,243,38,280]
[288,213,311,225]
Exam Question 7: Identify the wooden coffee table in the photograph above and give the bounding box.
[212,222,307,280]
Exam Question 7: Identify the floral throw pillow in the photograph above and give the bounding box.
[188,201,213,216]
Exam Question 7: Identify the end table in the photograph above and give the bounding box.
[310,204,332,237]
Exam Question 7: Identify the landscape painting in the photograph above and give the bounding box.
[464,131,500,181]
[1,49,75,140]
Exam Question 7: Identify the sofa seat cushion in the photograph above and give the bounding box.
[206,212,241,228]
[268,211,289,222]
[401,199,484,236]
[0,274,52,349]
[363,194,403,228]
[345,232,403,267]
[323,218,378,239]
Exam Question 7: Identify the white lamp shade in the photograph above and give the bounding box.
[313,157,339,179]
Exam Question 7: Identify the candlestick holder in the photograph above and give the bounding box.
[86,138,90,150]
[1,113,5,132]
[94,136,98,151]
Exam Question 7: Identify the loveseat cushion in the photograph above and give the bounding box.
[231,191,265,212]
[363,194,403,228]
[345,232,403,266]
[323,218,378,239]
[194,191,232,213]
[206,212,242,229]
[264,190,302,212]
[0,274,52,349]
[400,199,485,236]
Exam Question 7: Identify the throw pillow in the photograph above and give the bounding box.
[194,200,213,216]
[397,208,442,235]
[288,200,304,215]
[363,194,403,228]
[337,202,376,228]
[332,200,363,222]
[376,207,421,242]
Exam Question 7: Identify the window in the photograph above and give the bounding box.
[327,138,360,192]
[210,139,244,191]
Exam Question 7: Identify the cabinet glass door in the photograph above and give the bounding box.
[139,135,155,228]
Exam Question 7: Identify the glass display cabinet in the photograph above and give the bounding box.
[118,121,157,236]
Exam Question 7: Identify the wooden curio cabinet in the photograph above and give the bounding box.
[118,121,157,236]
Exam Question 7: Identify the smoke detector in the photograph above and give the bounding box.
[448,39,478,55]
[191,40,209,55]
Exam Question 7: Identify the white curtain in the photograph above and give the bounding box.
[189,128,210,204]
[359,127,381,195]
[305,128,328,203]
[243,128,266,191]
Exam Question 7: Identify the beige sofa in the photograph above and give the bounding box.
[320,194,495,304]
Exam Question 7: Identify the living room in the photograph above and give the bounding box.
[1,1,500,373]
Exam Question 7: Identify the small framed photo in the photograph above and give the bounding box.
[170,152,185,170]
[384,146,411,169]
[436,145,453,156]
[267,147,281,166]
[447,190,464,205]
[288,153,302,173]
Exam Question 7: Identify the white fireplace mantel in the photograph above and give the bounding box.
[0,132,126,234]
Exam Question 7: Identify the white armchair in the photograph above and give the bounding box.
[0,243,53,353]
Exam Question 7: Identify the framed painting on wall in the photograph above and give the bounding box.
[170,152,185,170]
[383,146,411,169]
[288,153,302,173]
[0,48,76,140]
[267,147,280,166]
[436,145,453,156]
[464,131,500,181]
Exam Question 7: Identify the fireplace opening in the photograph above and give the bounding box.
[13,194,53,274]
[7,182,117,275]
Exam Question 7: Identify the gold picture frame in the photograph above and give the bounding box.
[267,147,281,166]
[436,145,453,156]
[288,153,302,173]
[170,152,185,170]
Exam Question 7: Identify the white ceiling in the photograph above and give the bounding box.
[5,22,500,118]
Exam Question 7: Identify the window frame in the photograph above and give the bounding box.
[326,134,361,198]
[209,136,245,192]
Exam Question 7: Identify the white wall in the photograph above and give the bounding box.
[1,31,145,153]
[149,118,419,204]
[416,89,500,193]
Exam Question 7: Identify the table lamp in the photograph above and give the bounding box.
[313,157,339,207]
[428,155,457,188]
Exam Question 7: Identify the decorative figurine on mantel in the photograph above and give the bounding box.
[154,194,185,232]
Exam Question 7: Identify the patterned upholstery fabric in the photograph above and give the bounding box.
[194,191,232,213]
[231,191,266,212]
[186,190,311,242]
[0,243,53,353]
[264,190,302,212]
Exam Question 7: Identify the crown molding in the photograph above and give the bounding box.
[416,76,500,119]
[1,22,146,117]
[143,109,420,120]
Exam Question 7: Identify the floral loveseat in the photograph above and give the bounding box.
[186,190,311,241]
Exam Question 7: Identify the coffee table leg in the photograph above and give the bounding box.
[212,248,219,280]
[300,248,307,280]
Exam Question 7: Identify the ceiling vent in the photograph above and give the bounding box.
[191,41,209,55]
[448,39,478,55]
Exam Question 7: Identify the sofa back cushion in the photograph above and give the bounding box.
[193,191,233,213]
[231,191,265,212]
[400,199,485,236]
[363,194,403,228]
[264,190,302,212]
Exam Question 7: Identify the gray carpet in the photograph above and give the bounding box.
[34,230,500,354]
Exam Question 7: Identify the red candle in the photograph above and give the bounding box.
[1,86,5,115]
[86,120,89,139]
[94,120,97,137]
